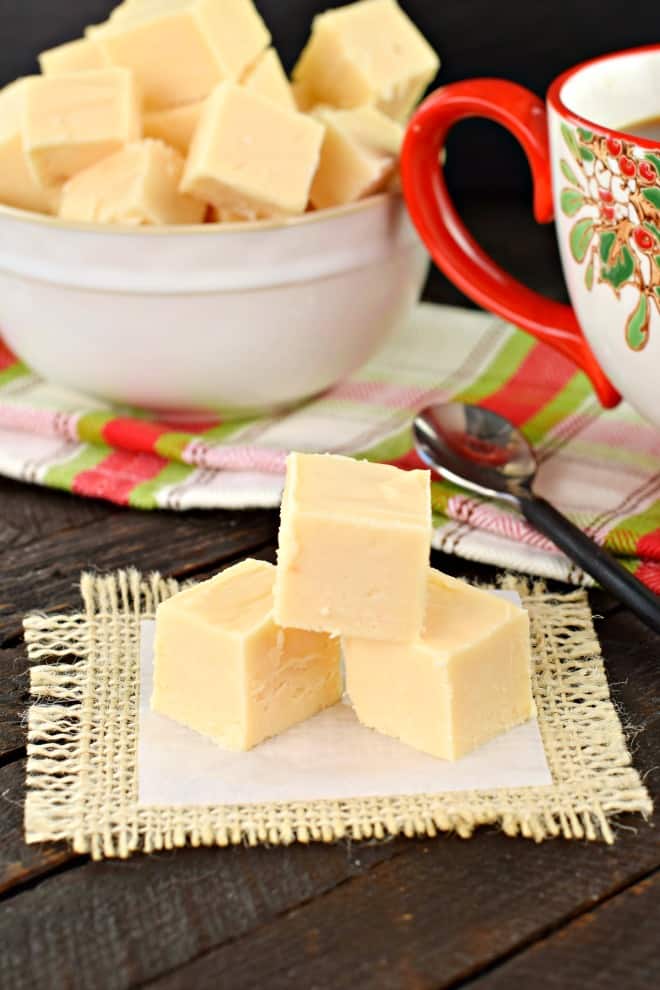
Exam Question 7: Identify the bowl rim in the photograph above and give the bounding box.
[0,190,399,236]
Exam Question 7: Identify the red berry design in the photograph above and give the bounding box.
[619,155,637,177]
[633,227,655,252]
[639,160,658,183]
[560,123,657,353]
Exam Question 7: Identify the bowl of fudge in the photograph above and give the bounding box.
[0,0,439,413]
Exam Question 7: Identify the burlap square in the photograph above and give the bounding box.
[24,570,652,859]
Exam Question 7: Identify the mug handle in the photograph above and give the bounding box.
[400,79,621,409]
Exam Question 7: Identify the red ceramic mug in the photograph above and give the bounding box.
[401,45,660,425]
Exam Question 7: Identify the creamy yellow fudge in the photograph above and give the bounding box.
[94,0,270,109]
[143,101,205,155]
[59,139,205,225]
[293,0,440,120]
[310,105,403,208]
[274,453,432,641]
[23,68,141,189]
[152,559,342,750]
[181,82,324,218]
[0,79,58,214]
[38,37,110,75]
[241,48,296,110]
[344,570,535,760]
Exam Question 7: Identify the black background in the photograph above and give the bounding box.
[0,1,657,302]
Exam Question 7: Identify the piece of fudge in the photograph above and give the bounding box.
[241,48,296,110]
[152,559,342,750]
[0,78,58,214]
[292,0,440,121]
[22,68,141,189]
[95,0,270,109]
[274,452,432,641]
[309,105,403,208]
[59,139,206,225]
[181,82,324,219]
[143,100,205,155]
[38,37,109,75]
[344,570,535,760]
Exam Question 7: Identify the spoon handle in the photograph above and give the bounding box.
[519,494,660,633]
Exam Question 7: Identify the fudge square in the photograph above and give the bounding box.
[152,559,341,751]
[0,78,57,215]
[181,81,324,219]
[22,68,140,188]
[94,0,270,110]
[274,452,432,641]
[309,105,403,209]
[292,0,440,120]
[59,139,206,225]
[344,570,535,760]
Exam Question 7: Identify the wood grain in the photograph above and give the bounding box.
[0,646,28,759]
[0,476,113,542]
[470,871,660,990]
[0,504,278,639]
[138,827,660,990]
[0,760,74,898]
[0,835,409,990]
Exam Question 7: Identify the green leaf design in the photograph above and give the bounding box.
[577,127,594,142]
[560,188,585,216]
[560,159,580,187]
[643,188,660,209]
[602,244,635,290]
[578,145,595,162]
[585,257,594,290]
[570,218,595,262]
[644,152,660,173]
[561,123,580,162]
[600,230,616,263]
[625,294,650,351]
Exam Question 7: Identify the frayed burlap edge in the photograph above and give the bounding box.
[23,570,652,859]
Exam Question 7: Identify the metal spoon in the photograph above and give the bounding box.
[413,401,660,633]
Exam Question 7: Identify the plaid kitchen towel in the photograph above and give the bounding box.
[1,303,659,590]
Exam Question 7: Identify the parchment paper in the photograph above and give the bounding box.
[138,592,552,806]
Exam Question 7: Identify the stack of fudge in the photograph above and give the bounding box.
[0,0,440,225]
[152,453,535,761]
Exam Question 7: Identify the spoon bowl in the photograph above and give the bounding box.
[413,402,536,501]
[413,400,660,633]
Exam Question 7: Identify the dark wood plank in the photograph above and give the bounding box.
[0,646,28,759]
[469,870,660,990]
[592,605,660,805]
[0,507,278,639]
[0,760,74,897]
[0,835,409,990]
[0,475,114,545]
[135,827,660,990]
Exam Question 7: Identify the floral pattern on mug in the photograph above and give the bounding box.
[559,124,660,351]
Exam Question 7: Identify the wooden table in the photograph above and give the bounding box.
[1,201,658,989]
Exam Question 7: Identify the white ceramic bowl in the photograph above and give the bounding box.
[0,194,429,414]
